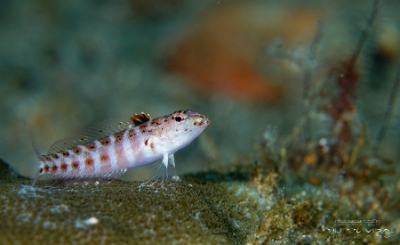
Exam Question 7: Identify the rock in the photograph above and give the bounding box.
[0,160,259,244]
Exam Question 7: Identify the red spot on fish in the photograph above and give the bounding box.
[51,165,58,172]
[144,139,149,146]
[128,129,135,138]
[193,121,198,125]
[72,161,79,169]
[51,154,59,159]
[85,142,96,150]
[101,138,111,146]
[60,163,68,172]
[85,158,94,166]
[44,165,50,172]
[73,147,81,154]
[100,154,109,162]
[150,142,154,149]
[114,132,124,143]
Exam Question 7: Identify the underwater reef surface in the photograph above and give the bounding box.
[1,159,257,245]
[2,158,398,245]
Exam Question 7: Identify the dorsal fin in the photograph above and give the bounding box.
[47,120,128,154]
[47,113,151,154]
[130,112,151,126]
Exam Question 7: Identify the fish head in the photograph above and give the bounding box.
[160,110,210,152]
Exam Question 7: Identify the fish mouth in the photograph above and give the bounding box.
[184,110,210,126]
[193,116,210,127]
[200,117,210,125]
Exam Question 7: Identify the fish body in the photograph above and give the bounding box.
[32,110,210,184]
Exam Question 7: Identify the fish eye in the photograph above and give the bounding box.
[175,116,182,122]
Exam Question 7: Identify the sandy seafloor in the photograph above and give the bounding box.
[1,0,400,244]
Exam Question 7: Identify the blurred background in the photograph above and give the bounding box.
[0,0,399,180]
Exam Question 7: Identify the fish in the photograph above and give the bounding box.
[32,110,210,185]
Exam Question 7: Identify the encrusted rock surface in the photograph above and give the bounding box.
[1,157,398,245]
[0,159,259,245]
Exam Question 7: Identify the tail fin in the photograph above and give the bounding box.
[31,138,42,186]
